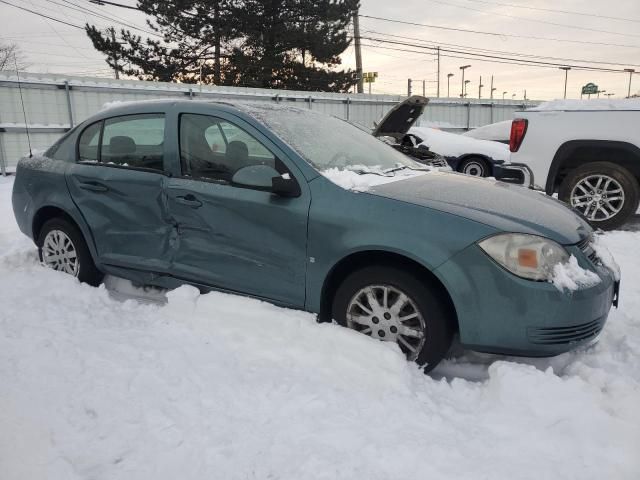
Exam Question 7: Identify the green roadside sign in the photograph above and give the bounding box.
[582,83,598,95]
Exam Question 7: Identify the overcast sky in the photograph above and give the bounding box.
[1,0,639,100]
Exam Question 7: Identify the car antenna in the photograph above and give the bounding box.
[14,56,33,158]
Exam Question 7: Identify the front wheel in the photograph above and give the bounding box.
[331,266,454,371]
[559,162,640,231]
[458,157,490,177]
[37,218,104,286]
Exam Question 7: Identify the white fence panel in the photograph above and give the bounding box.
[0,71,538,172]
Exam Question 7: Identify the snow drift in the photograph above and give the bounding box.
[0,176,639,480]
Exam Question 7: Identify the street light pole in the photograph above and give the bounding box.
[447,73,454,98]
[625,69,635,98]
[559,67,571,99]
[502,91,507,100]
[464,80,471,98]
[460,65,471,98]
[478,75,484,99]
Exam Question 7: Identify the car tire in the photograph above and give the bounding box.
[458,157,490,177]
[559,162,640,231]
[37,218,104,286]
[331,265,454,372]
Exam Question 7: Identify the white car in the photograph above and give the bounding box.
[509,99,640,230]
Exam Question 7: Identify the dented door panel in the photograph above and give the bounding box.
[165,178,309,307]
[66,164,174,271]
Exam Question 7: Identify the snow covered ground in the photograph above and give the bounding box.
[0,175,639,480]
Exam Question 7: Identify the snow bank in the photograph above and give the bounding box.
[410,126,509,161]
[592,235,621,281]
[551,255,602,292]
[1,178,639,479]
[529,98,640,112]
[321,166,429,191]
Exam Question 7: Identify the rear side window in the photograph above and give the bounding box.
[101,114,165,171]
[78,122,101,162]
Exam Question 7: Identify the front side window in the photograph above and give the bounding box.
[101,114,165,171]
[180,114,276,183]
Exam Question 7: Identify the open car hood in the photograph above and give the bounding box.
[372,96,429,140]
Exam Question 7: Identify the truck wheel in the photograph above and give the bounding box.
[559,162,639,231]
[331,266,454,372]
[458,157,490,177]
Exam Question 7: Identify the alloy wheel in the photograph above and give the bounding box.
[346,285,426,360]
[42,229,80,276]
[462,161,485,177]
[570,174,625,222]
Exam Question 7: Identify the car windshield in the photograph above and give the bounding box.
[241,105,425,173]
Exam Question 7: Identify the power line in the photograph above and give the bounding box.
[59,0,161,37]
[0,0,85,30]
[362,30,640,69]
[427,0,640,38]
[359,14,640,49]
[358,40,630,73]
[461,0,640,24]
[83,0,139,10]
[362,36,630,72]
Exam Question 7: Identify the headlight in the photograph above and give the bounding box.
[478,233,569,281]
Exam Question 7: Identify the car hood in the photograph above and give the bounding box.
[372,95,429,140]
[368,172,591,245]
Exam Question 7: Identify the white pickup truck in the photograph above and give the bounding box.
[509,99,640,230]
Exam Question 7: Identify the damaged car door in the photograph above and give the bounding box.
[164,112,310,307]
[65,113,174,272]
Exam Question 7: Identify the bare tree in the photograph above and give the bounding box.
[0,42,28,71]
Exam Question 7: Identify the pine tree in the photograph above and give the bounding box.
[85,0,358,92]
[227,0,358,91]
[86,1,238,84]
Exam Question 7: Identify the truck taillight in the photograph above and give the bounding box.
[510,119,528,152]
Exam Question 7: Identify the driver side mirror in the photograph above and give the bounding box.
[231,165,301,198]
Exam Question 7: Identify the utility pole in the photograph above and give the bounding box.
[109,27,120,80]
[502,91,507,100]
[437,47,441,98]
[459,65,471,97]
[407,78,412,96]
[447,73,453,98]
[625,69,635,98]
[422,79,426,97]
[478,75,483,99]
[490,75,494,99]
[559,67,570,99]
[353,11,363,94]
[524,89,527,101]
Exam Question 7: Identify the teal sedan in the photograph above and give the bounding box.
[11,100,619,370]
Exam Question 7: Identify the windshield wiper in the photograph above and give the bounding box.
[383,165,430,174]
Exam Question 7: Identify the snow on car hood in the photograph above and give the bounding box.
[409,126,509,161]
[321,166,432,192]
[368,172,591,245]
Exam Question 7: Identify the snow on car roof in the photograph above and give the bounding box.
[528,98,640,112]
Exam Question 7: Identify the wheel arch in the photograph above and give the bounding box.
[319,249,459,332]
[31,205,99,263]
[546,140,640,194]
[456,154,495,175]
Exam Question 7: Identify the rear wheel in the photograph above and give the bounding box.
[331,266,454,371]
[37,218,103,286]
[458,157,490,177]
[559,162,639,231]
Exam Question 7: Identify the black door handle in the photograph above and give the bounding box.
[175,194,203,208]
[78,182,108,192]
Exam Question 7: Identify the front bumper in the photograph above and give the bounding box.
[435,243,616,357]
[493,162,534,187]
